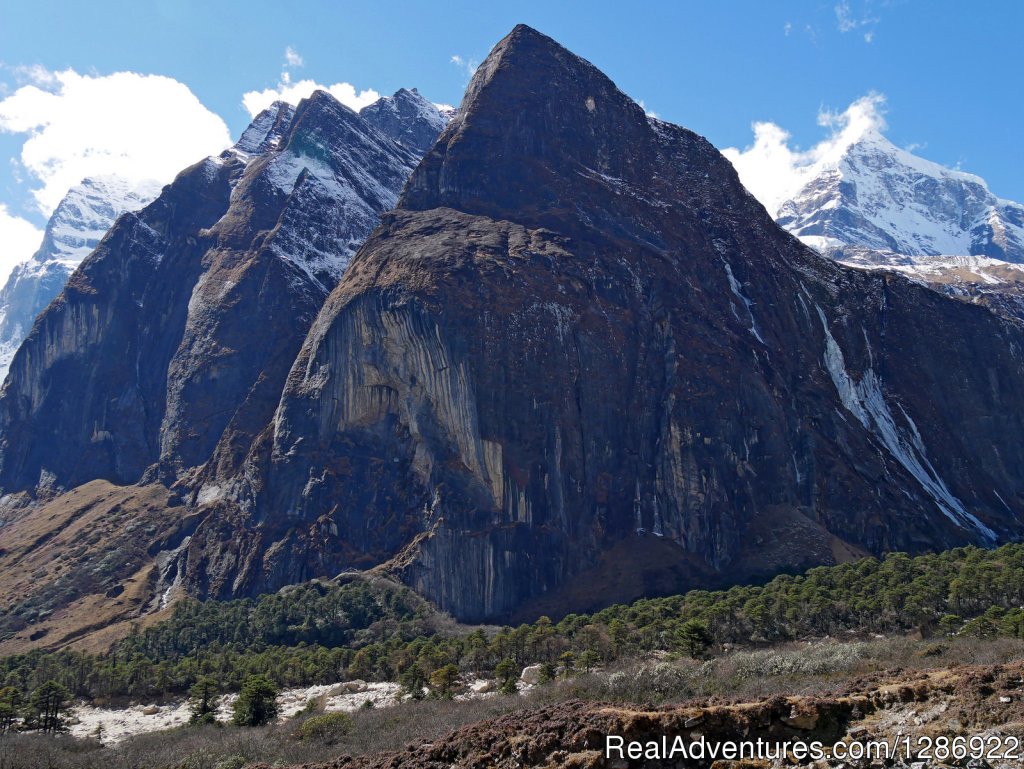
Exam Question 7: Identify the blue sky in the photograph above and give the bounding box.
[0,0,1021,274]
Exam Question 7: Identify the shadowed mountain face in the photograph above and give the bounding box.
[0,91,434,497]
[175,26,1023,622]
[0,177,161,384]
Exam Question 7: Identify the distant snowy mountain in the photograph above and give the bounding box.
[0,176,161,383]
[729,126,1024,321]
[774,127,1024,262]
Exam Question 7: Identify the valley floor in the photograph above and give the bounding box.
[2,635,1022,769]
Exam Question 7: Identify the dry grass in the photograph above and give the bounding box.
[3,635,1023,768]
[0,481,188,655]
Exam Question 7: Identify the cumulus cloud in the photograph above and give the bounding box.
[284,46,304,68]
[0,69,232,215]
[0,203,44,283]
[241,71,380,117]
[722,93,887,215]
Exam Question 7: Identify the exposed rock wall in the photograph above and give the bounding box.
[188,26,1024,622]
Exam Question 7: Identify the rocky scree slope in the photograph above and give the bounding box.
[176,26,1024,622]
[0,176,161,384]
[0,88,440,499]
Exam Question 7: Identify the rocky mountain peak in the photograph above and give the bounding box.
[402,24,661,223]
[184,25,1024,624]
[234,101,296,156]
[358,87,450,154]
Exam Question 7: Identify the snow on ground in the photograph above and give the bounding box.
[68,681,402,745]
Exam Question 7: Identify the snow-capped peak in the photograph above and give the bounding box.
[36,175,162,268]
[773,129,1024,262]
[0,175,160,383]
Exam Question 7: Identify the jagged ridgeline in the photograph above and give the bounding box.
[0,87,444,493]
[0,26,1022,642]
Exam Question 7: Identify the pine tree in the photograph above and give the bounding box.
[232,675,279,727]
[675,619,712,658]
[27,681,72,734]
[188,676,220,725]
[0,685,21,733]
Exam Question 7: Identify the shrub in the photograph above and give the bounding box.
[299,711,353,744]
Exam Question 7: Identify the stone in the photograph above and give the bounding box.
[520,665,544,686]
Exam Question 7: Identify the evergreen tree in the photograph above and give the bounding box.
[27,681,71,734]
[495,658,518,694]
[428,664,460,698]
[577,649,601,673]
[188,676,220,725]
[676,619,712,658]
[232,675,279,727]
[0,685,21,732]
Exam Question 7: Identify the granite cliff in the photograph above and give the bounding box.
[0,89,442,497]
[174,26,1024,622]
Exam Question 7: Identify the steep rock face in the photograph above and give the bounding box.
[0,177,160,383]
[0,92,429,497]
[359,88,451,154]
[186,26,1024,621]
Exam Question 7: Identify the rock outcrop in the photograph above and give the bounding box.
[0,90,436,497]
[178,26,1024,622]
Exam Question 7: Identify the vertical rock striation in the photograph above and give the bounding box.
[0,90,443,497]
[184,26,1024,621]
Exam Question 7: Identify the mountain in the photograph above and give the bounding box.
[1,27,1022,641]
[0,89,442,499]
[775,128,1024,262]
[359,87,452,154]
[745,129,1024,321]
[165,26,1023,623]
[0,177,161,383]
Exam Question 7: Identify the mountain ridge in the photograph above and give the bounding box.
[0,176,161,383]
[173,25,1024,622]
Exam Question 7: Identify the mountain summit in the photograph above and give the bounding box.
[172,25,1024,622]
[0,176,161,383]
[0,89,438,498]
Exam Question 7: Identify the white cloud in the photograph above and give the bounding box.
[241,72,380,118]
[450,55,479,80]
[284,46,304,68]
[0,69,231,215]
[835,1,880,38]
[0,203,43,283]
[722,93,887,215]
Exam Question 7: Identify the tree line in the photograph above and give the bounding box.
[1,544,1023,703]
